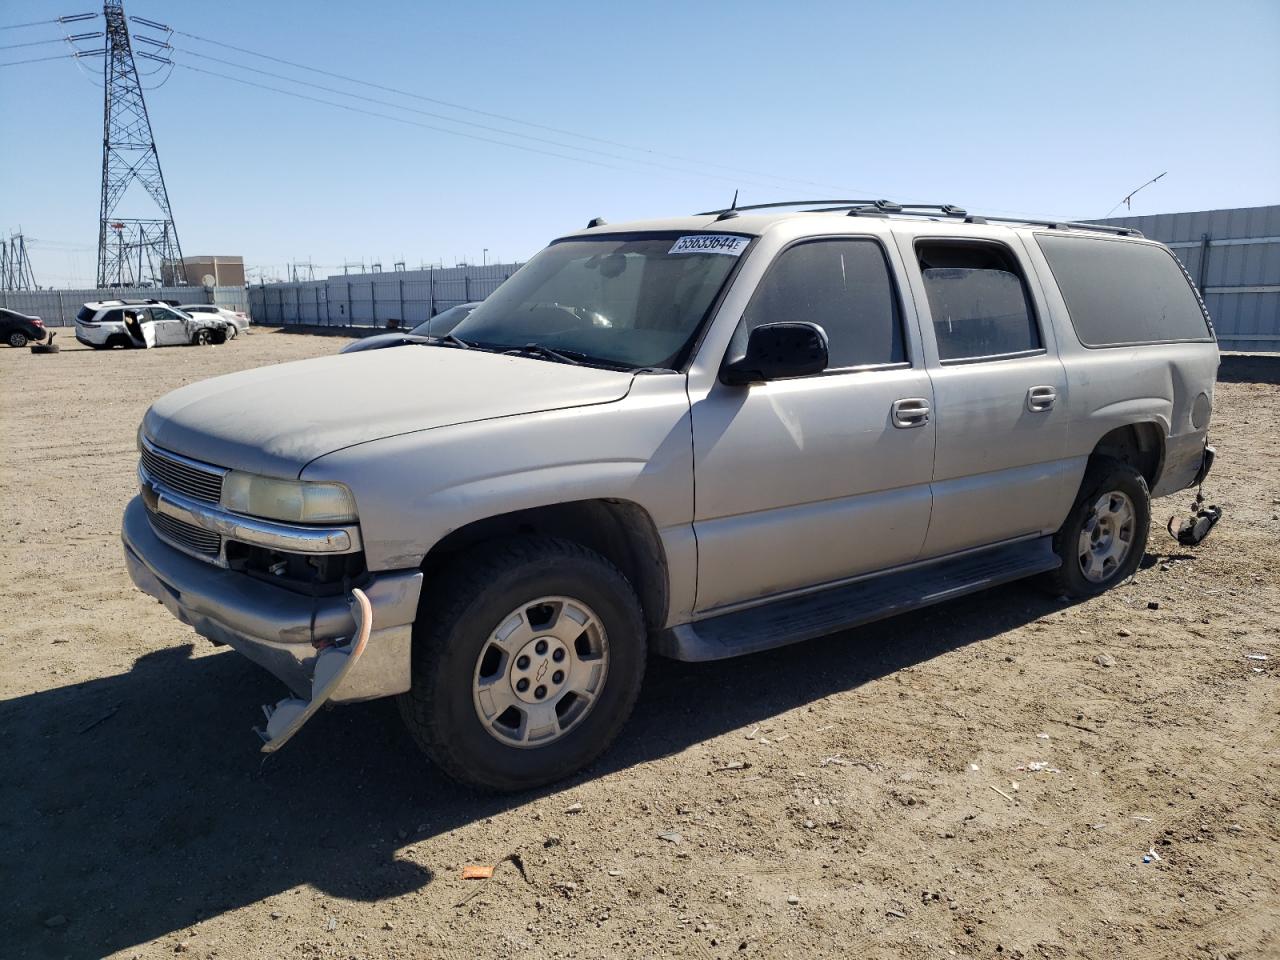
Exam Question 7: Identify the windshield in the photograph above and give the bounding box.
[451,233,748,369]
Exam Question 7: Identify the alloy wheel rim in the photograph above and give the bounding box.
[471,595,609,748]
[1077,490,1136,583]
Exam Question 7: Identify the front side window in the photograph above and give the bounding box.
[1035,234,1212,347]
[452,233,747,369]
[917,241,1041,362]
[737,238,906,369]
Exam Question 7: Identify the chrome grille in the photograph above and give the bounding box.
[140,443,224,503]
[148,510,222,557]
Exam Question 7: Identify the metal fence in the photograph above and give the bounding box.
[1095,205,1279,353]
[247,263,522,328]
[0,285,249,326]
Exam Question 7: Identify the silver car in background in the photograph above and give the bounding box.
[339,302,480,355]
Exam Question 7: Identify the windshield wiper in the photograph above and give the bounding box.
[431,333,473,349]
[501,342,584,366]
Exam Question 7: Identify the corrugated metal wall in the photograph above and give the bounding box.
[1094,205,1279,352]
[0,285,249,326]
[248,263,522,328]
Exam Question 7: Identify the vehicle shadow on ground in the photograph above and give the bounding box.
[3,581,1073,959]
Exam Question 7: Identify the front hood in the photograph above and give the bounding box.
[144,346,635,476]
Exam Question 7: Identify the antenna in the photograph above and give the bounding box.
[1103,171,1168,219]
[715,189,742,222]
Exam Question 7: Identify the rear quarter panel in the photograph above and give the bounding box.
[1018,234,1219,498]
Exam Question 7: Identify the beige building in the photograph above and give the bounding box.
[163,255,245,287]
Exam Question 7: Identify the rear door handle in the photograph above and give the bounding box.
[1026,386,1057,412]
[891,397,931,428]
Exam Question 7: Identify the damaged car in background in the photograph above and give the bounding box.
[122,200,1220,791]
[76,300,232,348]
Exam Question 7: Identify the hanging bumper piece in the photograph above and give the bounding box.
[256,587,374,753]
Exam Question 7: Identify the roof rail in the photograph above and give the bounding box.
[693,200,1144,237]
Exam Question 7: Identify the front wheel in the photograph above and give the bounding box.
[1045,456,1150,598]
[7,331,28,348]
[192,328,214,345]
[398,537,647,792]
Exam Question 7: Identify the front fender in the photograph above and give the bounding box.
[302,376,696,572]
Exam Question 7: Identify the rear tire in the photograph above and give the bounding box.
[7,331,28,348]
[1044,456,1150,598]
[398,537,647,792]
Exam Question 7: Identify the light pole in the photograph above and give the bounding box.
[483,248,488,266]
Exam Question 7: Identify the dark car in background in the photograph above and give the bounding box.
[339,302,480,355]
[0,308,48,348]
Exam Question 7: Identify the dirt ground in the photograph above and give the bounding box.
[1,330,1276,960]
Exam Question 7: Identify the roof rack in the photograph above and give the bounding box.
[694,200,1144,238]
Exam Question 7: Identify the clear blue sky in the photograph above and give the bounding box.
[2,0,1277,286]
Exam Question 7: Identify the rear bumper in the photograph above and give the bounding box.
[122,496,422,703]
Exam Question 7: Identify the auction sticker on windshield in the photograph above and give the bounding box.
[668,235,750,256]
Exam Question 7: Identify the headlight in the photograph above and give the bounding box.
[221,471,357,524]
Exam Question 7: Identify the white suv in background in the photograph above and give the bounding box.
[180,304,251,337]
[75,300,231,349]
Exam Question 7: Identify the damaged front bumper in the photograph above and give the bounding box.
[122,496,422,703]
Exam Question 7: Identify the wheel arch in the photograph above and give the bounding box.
[1089,422,1165,490]
[419,498,670,632]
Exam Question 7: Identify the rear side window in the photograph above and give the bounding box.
[101,309,124,323]
[740,238,906,369]
[917,241,1041,362]
[76,306,95,322]
[1035,235,1212,347]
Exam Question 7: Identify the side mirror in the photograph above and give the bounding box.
[720,322,829,385]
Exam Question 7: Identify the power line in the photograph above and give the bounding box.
[170,25,880,197]
[0,13,97,30]
[171,47,816,193]
[0,37,69,51]
[174,62,632,173]
[174,63,830,193]
[0,18,65,31]
[0,53,79,67]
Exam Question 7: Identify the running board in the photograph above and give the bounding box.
[657,537,1061,662]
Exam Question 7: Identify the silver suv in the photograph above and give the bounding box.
[122,202,1218,790]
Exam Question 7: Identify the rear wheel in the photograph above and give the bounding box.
[7,331,28,348]
[1045,456,1150,598]
[398,537,647,792]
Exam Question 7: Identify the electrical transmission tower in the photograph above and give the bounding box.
[96,1,185,288]
[0,234,39,291]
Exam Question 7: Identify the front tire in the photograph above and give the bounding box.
[192,328,214,345]
[398,537,647,792]
[7,331,28,348]
[1045,456,1150,598]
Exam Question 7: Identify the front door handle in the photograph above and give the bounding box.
[1026,385,1057,412]
[892,397,931,428]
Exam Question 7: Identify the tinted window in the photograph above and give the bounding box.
[917,241,1040,361]
[102,309,124,323]
[739,239,905,368]
[76,306,96,323]
[1035,234,1211,347]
